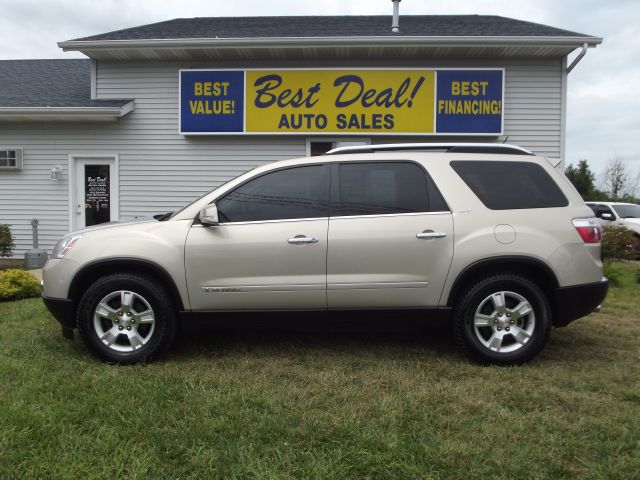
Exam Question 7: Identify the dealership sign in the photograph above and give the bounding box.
[179,69,503,135]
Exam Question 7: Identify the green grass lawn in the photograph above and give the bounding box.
[0,264,638,479]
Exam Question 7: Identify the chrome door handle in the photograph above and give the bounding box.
[287,235,319,245]
[416,230,447,239]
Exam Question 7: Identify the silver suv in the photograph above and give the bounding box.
[42,144,608,365]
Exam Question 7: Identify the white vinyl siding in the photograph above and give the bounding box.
[0,57,562,257]
[502,61,562,158]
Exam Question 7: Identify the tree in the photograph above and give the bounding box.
[602,156,627,201]
[624,169,640,201]
[565,159,596,199]
[0,224,15,257]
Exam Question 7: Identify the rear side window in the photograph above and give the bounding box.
[450,161,568,210]
[333,162,448,216]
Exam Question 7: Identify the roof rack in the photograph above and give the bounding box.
[326,143,534,156]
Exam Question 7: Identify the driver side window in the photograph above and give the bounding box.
[216,165,328,223]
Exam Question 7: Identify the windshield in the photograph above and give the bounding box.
[612,204,640,218]
[166,192,210,220]
[167,167,259,220]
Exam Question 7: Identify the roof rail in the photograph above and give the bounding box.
[326,143,534,156]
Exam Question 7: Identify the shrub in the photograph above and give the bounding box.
[0,224,15,257]
[603,261,624,288]
[0,269,40,301]
[601,226,636,261]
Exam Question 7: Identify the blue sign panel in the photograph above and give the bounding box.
[180,70,244,133]
[436,70,503,134]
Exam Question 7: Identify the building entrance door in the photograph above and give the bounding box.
[73,157,118,230]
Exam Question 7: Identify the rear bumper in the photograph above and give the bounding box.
[553,277,608,327]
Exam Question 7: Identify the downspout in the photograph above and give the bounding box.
[391,0,401,33]
[559,42,590,169]
[90,59,97,99]
[567,42,589,73]
[559,55,568,170]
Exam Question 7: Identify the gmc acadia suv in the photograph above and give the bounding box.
[42,144,608,365]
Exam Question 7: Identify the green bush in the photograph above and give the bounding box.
[601,226,636,261]
[603,261,624,288]
[0,269,40,301]
[0,224,15,257]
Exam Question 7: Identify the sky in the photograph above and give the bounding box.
[1,0,638,181]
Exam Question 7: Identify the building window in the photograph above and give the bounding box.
[309,141,336,157]
[0,148,23,171]
[306,138,371,157]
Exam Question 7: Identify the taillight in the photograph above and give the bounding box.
[573,219,602,243]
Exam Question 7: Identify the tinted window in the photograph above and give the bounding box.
[217,165,327,222]
[612,204,640,218]
[333,162,448,216]
[451,161,568,210]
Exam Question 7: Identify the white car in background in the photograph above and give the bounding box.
[585,202,640,235]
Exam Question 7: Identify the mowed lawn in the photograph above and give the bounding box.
[0,264,638,479]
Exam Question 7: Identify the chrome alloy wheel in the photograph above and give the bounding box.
[92,290,156,353]
[473,290,536,354]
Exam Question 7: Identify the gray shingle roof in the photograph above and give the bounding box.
[0,59,131,108]
[71,15,593,42]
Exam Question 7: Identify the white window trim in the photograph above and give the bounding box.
[305,137,371,157]
[0,147,23,171]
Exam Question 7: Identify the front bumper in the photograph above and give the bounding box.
[42,280,75,339]
[553,277,609,327]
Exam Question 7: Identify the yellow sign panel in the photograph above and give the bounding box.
[246,70,435,134]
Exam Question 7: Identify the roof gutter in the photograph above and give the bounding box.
[0,102,134,119]
[58,35,603,52]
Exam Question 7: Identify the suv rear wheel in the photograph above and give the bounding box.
[453,274,551,365]
[77,273,177,364]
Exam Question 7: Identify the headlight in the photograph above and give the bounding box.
[52,234,82,259]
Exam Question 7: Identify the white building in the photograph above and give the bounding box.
[0,14,601,257]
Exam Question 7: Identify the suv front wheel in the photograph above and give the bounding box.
[77,273,177,364]
[453,274,551,365]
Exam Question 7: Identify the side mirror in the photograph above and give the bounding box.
[199,204,219,226]
[600,212,614,221]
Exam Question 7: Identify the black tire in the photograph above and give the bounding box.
[453,274,551,365]
[77,273,177,364]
